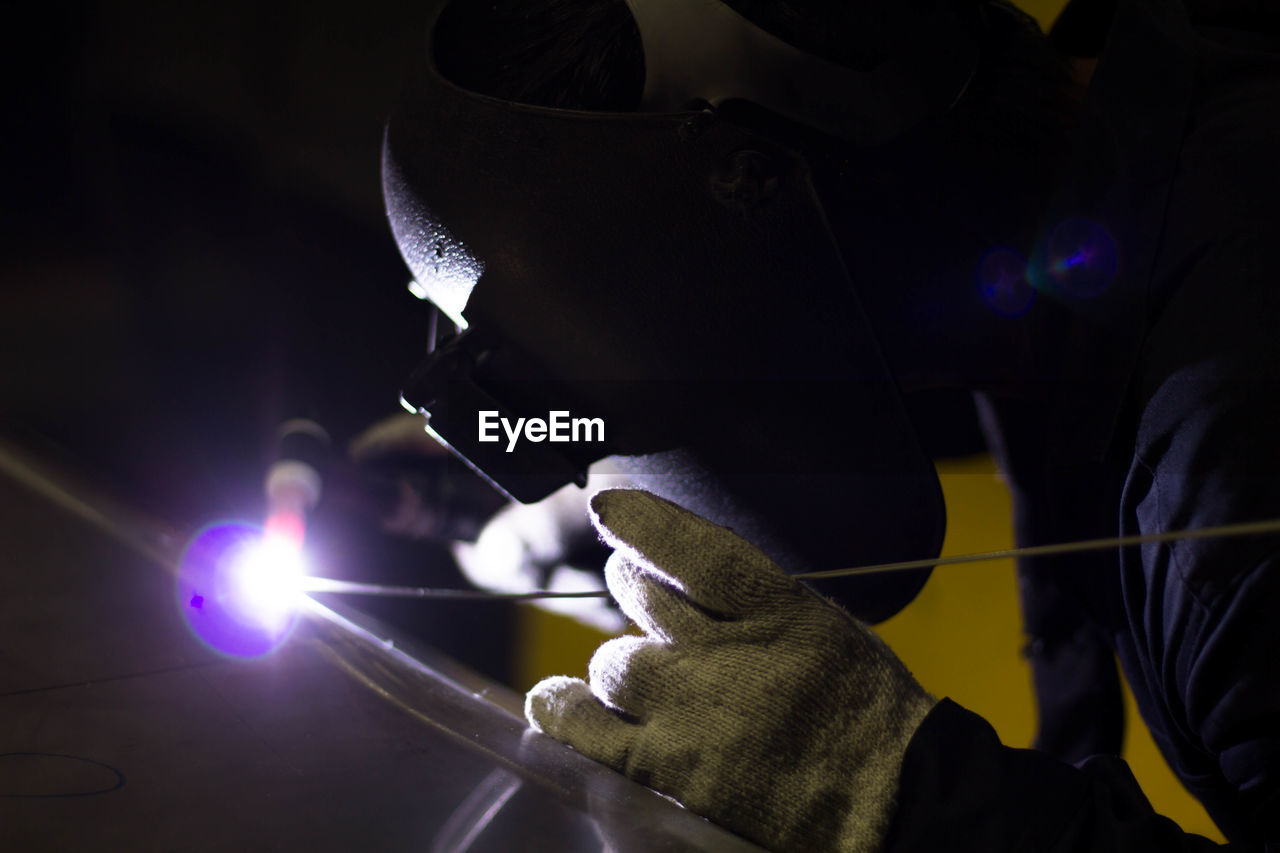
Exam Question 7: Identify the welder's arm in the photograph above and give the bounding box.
[885,704,1236,852]
[526,490,1248,852]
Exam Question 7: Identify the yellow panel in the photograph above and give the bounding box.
[514,601,610,692]
[1022,0,1070,30]
[877,455,1036,747]
[878,455,1224,842]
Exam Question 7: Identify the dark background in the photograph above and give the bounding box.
[0,0,515,680]
[0,1,1000,681]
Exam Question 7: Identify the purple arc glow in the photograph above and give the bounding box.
[176,522,307,659]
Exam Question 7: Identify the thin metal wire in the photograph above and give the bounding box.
[796,517,1280,581]
[426,303,440,355]
[301,516,1280,602]
[302,577,611,601]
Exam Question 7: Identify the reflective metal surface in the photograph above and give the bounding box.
[0,441,763,851]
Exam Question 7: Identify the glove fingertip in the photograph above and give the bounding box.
[525,675,592,735]
[526,676,638,771]
[587,488,628,538]
[589,488,673,549]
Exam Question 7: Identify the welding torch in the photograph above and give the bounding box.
[262,419,330,551]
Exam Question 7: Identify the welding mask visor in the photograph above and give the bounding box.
[383,0,960,622]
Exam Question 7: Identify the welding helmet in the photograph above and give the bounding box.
[383,0,979,622]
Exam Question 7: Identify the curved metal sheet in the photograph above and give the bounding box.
[0,441,763,851]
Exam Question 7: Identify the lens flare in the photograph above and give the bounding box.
[177,522,307,658]
[1044,218,1117,299]
[977,247,1034,317]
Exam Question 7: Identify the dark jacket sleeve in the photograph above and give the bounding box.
[884,700,1239,852]
[881,221,1280,852]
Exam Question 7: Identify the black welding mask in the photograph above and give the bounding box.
[383,0,978,622]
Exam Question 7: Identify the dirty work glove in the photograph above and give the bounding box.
[525,489,937,852]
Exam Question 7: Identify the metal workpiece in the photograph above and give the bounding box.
[0,442,763,851]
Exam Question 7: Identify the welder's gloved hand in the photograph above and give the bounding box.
[525,489,937,853]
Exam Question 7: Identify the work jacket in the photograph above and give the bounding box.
[888,0,1280,849]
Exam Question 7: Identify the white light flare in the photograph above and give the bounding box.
[227,531,308,631]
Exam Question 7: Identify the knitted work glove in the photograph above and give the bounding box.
[525,489,937,852]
